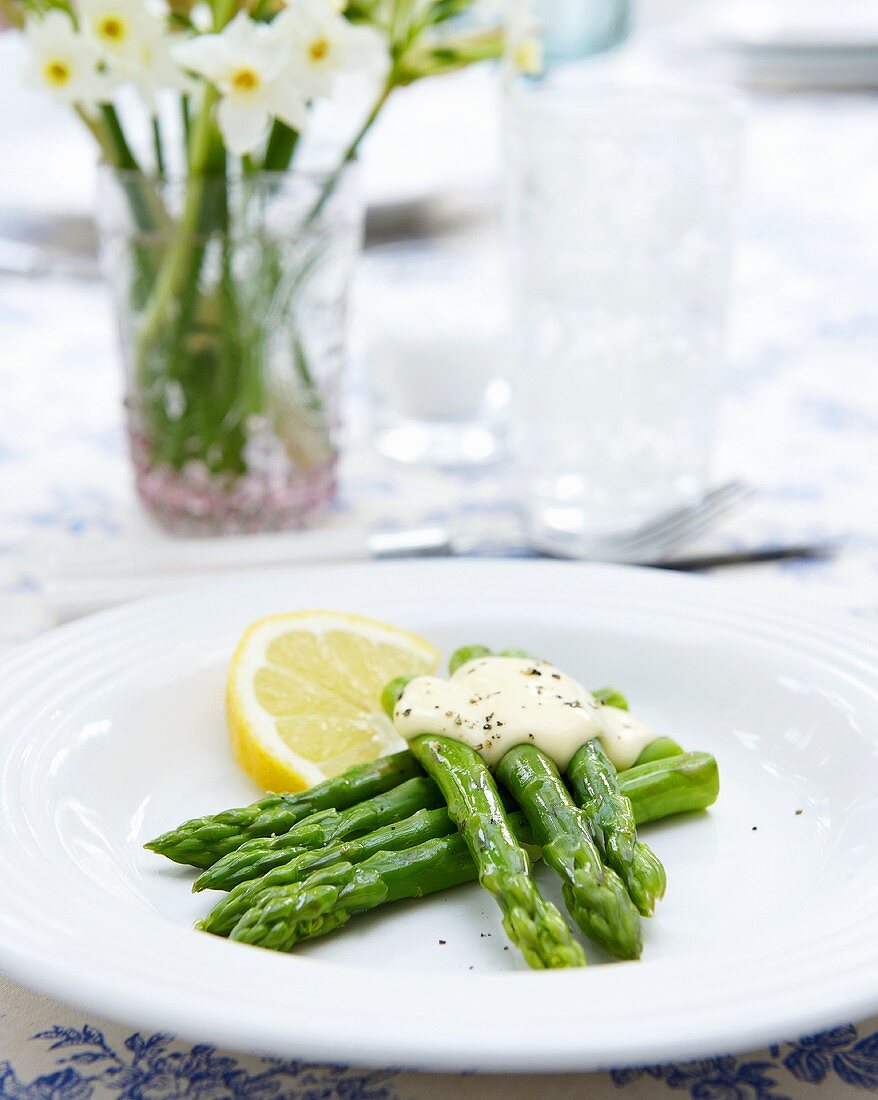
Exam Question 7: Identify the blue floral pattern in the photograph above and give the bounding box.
[611,1057,784,1100]
[4,1023,878,1098]
[0,1028,399,1100]
[611,1025,878,1097]
[780,1027,878,1091]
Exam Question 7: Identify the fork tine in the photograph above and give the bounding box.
[528,481,757,563]
[605,481,751,554]
[620,483,758,560]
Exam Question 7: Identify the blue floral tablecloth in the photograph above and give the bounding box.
[2,90,878,1097]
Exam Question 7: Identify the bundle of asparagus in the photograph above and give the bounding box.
[146,647,719,969]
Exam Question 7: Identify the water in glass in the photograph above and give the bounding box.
[504,82,743,552]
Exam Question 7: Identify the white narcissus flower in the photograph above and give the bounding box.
[77,0,192,107]
[23,9,111,110]
[188,3,213,33]
[172,13,309,155]
[79,0,165,68]
[275,0,389,99]
[128,34,196,109]
[512,35,543,75]
[505,0,543,75]
[466,0,504,26]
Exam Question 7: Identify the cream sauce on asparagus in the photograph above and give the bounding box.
[392,657,659,770]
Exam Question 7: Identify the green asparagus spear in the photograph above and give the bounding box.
[201,805,455,934]
[410,733,586,969]
[214,749,710,897]
[448,644,493,674]
[144,751,423,869]
[630,738,685,767]
[450,645,538,672]
[229,825,543,952]
[204,753,718,937]
[591,686,629,710]
[567,740,666,916]
[496,744,642,959]
[380,676,413,718]
[202,807,532,936]
[194,776,444,891]
[215,757,719,947]
[621,752,719,825]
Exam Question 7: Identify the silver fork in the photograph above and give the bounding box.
[370,480,756,563]
[542,479,758,564]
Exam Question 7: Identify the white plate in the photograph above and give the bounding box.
[707,0,878,52]
[673,1,878,89]
[1,560,878,1072]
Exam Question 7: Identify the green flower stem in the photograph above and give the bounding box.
[152,115,166,177]
[133,91,237,473]
[76,106,120,165]
[137,0,237,356]
[181,95,191,148]
[211,0,238,30]
[137,85,221,349]
[76,107,169,236]
[100,104,140,170]
[262,120,300,173]
[76,107,173,315]
[133,0,286,474]
[304,83,393,228]
[394,28,506,83]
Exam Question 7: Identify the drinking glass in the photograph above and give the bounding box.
[503,81,743,554]
[364,243,508,466]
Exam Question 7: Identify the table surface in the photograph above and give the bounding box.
[2,37,878,1098]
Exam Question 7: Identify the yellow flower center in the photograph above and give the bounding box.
[231,67,261,93]
[97,15,127,42]
[513,38,543,76]
[308,37,330,62]
[44,59,72,86]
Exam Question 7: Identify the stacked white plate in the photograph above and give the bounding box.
[682,0,878,89]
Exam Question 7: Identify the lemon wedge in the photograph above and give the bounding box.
[226,611,439,791]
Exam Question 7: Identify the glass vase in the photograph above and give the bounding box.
[97,166,363,535]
